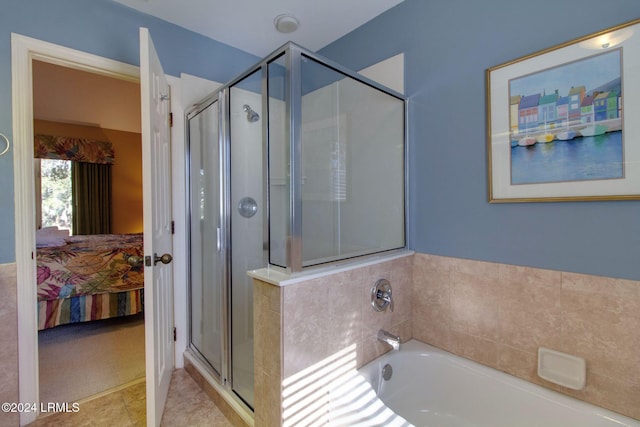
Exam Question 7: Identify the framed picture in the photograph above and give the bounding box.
[486,19,640,202]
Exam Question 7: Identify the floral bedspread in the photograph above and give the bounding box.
[36,233,144,302]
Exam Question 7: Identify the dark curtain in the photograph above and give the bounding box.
[72,162,112,235]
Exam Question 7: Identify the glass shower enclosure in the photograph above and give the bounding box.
[187,43,406,410]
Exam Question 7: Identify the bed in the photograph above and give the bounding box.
[36,233,144,330]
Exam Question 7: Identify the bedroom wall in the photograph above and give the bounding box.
[107,129,144,234]
[34,120,143,234]
[319,0,640,281]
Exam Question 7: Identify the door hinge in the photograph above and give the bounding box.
[173,327,177,342]
[169,112,173,128]
[171,220,175,234]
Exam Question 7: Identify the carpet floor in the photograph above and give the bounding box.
[38,313,146,404]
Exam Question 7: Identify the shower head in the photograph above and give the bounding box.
[242,104,260,122]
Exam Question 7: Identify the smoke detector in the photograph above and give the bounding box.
[274,14,299,33]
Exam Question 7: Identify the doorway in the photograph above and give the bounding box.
[11,33,166,426]
[32,59,146,404]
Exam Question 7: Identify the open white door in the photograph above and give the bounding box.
[141,27,174,426]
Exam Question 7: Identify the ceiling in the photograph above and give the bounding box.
[111,0,404,57]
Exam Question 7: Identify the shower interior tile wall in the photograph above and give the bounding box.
[254,253,640,425]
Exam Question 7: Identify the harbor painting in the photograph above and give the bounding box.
[487,19,640,202]
[509,49,623,185]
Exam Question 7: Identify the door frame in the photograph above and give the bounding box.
[11,33,185,425]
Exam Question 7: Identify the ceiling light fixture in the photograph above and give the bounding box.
[274,13,299,34]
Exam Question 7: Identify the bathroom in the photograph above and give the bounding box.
[1,0,640,426]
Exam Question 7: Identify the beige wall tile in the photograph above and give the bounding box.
[413,266,449,307]
[0,263,18,427]
[362,259,394,280]
[449,257,500,280]
[412,253,640,422]
[389,258,413,328]
[448,329,498,368]
[412,300,451,350]
[334,266,364,287]
[326,280,362,356]
[256,255,414,425]
[282,279,330,378]
[413,253,453,274]
[562,272,640,299]
[497,344,537,382]
[449,270,500,341]
[257,252,640,424]
[560,282,640,383]
[254,371,281,427]
[253,279,284,427]
[498,264,563,353]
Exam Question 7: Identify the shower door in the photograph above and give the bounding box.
[188,97,225,377]
[187,68,264,409]
[228,69,264,408]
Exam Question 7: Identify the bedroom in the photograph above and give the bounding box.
[32,59,146,403]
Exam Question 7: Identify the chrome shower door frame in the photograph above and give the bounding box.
[185,41,408,414]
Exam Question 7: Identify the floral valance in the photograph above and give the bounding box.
[34,134,115,164]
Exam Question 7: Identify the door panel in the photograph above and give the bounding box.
[141,27,174,427]
[188,99,224,375]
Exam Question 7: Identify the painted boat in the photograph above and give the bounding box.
[536,133,554,143]
[556,130,577,141]
[580,124,607,137]
[518,136,536,146]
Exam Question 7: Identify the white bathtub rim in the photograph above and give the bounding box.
[358,339,639,427]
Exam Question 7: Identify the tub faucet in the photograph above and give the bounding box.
[378,329,401,351]
[371,279,394,312]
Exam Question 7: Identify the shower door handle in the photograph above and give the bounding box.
[217,227,221,251]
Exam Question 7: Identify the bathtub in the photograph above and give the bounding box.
[353,340,639,427]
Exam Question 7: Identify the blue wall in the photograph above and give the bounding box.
[320,0,640,280]
[0,0,258,263]
[3,0,639,280]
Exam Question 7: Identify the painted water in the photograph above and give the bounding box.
[511,131,623,185]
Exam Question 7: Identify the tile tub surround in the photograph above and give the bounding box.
[253,254,414,426]
[0,263,18,427]
[412,253,640,421]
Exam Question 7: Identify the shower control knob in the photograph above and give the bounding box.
[238,197,258,218]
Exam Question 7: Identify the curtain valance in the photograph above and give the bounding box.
[34,134,115,164]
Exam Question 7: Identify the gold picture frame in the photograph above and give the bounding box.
[487,19,640,202]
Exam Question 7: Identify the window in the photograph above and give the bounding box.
[38,159,73,233]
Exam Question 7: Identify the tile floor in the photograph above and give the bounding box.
[28,369,233,426]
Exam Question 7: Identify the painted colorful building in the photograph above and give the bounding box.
[568,85,586,124]
[518,93,541,131]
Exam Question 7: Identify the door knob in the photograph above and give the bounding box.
[154,253,173,265]
[126,255,144,268]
